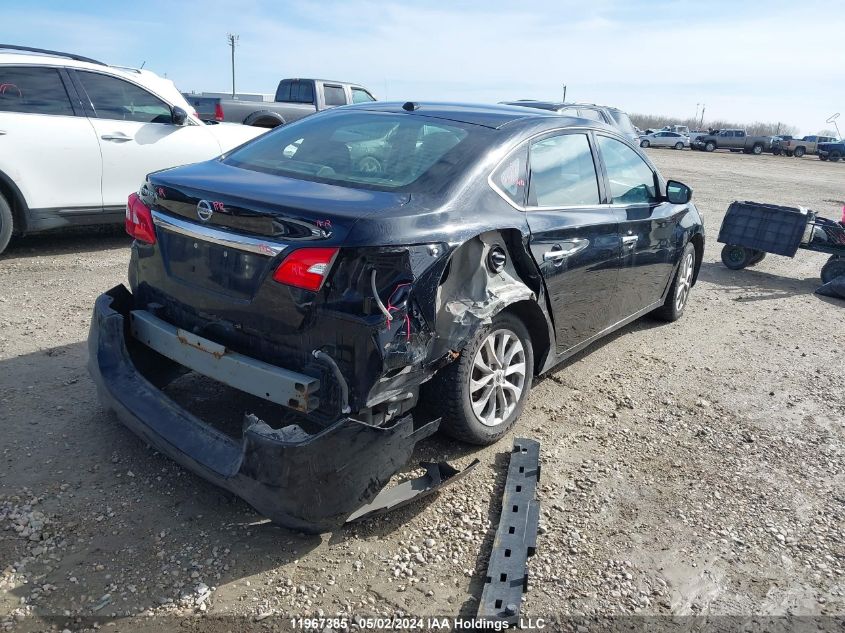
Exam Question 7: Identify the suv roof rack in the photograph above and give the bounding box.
[0,44,106,66]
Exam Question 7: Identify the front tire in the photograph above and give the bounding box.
[0,193,12,256]
[704,142,716,152]
[820,154,829,161]
[654,242,696,322]
[640,140,650,148]
[431,312,534,445]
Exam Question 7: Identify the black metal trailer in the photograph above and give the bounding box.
[718,201,845,283]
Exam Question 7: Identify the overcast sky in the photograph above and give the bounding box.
[4,0,843,135]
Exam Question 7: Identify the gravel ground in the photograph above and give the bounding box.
[0,149,843,630]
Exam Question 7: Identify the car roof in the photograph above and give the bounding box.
[347,101,567,129]
[503,100,623,112]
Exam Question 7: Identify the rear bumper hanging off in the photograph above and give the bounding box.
[87,285,473,532]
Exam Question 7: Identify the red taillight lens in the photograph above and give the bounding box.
[125,192,156,245]
[272,247,338,292]
[214,102,224,122]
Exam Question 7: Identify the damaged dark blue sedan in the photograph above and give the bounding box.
[89,102,704,531]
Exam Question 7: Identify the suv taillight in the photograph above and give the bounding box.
[272,247,339,292]
[214,102,224,121]
[125,193,156,245]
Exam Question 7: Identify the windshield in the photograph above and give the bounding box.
[223,111,480,191]
[609,110,637,135]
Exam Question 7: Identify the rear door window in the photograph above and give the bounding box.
[76,71,172,123]
[0,66,74,116]
[323,85,347,106]
[596,135,658,204]
[527,133,600,208]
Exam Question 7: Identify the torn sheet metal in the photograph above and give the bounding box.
[816,274,845,301]
[477,437,541,625]
[347,459,480,523]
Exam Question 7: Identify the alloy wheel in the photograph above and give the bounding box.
[675,251,695,311]
[470,328,526,427]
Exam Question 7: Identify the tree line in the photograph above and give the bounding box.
[630,113,807,137]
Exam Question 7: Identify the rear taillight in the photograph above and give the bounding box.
[272,247,339,292]
[125,192,156,245]
[214,102,224,122]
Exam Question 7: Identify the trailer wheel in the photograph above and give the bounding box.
[793,146,806,158]
[830,151,841,162]
[749,250,767,265]
[721,244,752,270]
[821,257,845,284]
[704,141,715,152]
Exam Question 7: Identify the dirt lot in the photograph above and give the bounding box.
[1,150,843,630]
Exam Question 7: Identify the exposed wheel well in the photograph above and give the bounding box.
[243,111,285,128]
[690,233,704,285]
[499,299,551,375]
[0,171,28,235]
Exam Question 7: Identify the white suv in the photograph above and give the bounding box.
[0,46,267,255]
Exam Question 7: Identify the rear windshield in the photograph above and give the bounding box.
[609,110,636,135]
[222,111,483,191]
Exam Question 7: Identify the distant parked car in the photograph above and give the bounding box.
[0,45,266,255]
[502,100,639,142]
[183,79,377,129]
[691,129,773,155]
[639,131,689,150]
[779,135,838,158]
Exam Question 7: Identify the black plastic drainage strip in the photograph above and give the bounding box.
[477,437,541,625]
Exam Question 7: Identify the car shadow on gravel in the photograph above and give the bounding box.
[1,340,494,613]
[2,225,128,259]
[697,261,822,301]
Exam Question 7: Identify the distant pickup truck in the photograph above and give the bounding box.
[691,129,773,155]
[779,135,838,158]
[817,140,845,162]
[182,78,377,128]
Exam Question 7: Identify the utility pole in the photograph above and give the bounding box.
[700,104,705,128]
[695,103,700,121]
[227,33,239,98]
[562,84,567,103]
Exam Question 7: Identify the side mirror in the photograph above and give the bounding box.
[171,106,188,126]
[666,180,692,204]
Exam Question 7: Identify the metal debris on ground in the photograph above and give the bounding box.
[477,437,541,625]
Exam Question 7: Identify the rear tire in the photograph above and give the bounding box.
[0,193,12,256]
[654,242,696,322]
[640,140,650,148]
[793,146,806,158]
[786,150,794,157]
[674,142,684,150]
[830,151,841,162]
[821,257,845,284]
[430,312,534,445]
[721,244,752,270]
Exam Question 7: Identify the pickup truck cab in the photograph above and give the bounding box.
[183,79,377,129]
[691,129,772,155]
[780,135,838,158]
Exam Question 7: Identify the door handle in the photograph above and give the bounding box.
[101,133,131,142]
[543,238,589,261]
[622,235,638,249]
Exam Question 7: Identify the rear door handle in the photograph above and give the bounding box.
[622,235,638,249]
[101,133,131,142]
[543,238,589,262]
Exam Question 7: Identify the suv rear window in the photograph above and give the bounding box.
[0,66,74,116]
[223,112,477,191]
